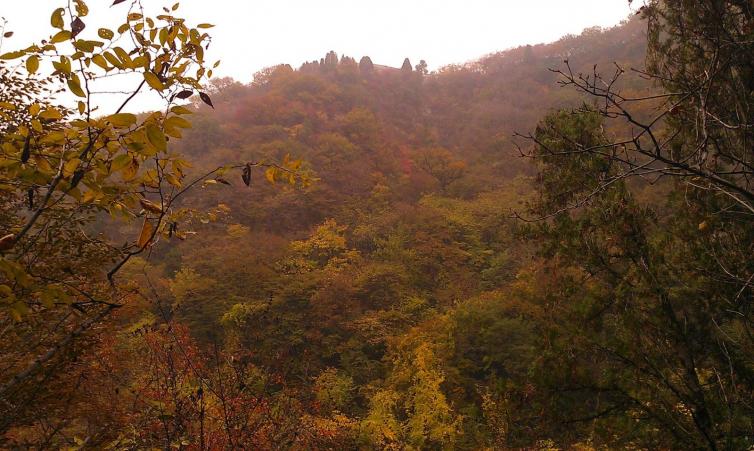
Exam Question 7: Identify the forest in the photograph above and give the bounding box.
[0,0,753,449]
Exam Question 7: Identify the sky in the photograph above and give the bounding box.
[0,0,635,112]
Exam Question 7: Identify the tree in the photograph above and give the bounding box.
[359,55,374,74]
[415,59,428,75]
[0,0,304,436]
[324,50,339,68]
[401,57,413,72]
[518,9,754,440]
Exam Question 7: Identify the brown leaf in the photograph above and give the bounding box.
[242,163,251,187]
[71,17,86,38]
[21,135,31,163]
[199,92,214,108]
[0,234,15,251]
[111,0,127,6]
[175,90,193,99]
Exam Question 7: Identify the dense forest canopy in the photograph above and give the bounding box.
[1,1,753,449]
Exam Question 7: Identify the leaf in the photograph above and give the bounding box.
[51,8,65,29]
[165,116,191,129]
[137,218,154,248]
[107,113,137,127]
[3,32,13,38]
[146,124,167,151]
[39,108,63,120]
[25,56,40,74]
[170,105,193,115]
[71,17,86,38]
[242,164,252,187]
[197,23,215,29]
[98,28,114,40]
[199,92,214,108]
[51,30,72,44]
[265,167,276,183]
[74,0,89,17]
[0,50,26,60]
[112,0,127,5]
[91,54,109,70]
[139,198,163,214]
[144,71,165,90]
[67,77,86,97]
[122,158,139,181]
[110,154,132,171]
[63,158,82,177]
[175,89,193,99]
[113,47,132,68]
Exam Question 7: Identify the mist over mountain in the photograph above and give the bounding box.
[4,3,753,448]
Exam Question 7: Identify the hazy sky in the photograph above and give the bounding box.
[0,0,634,111]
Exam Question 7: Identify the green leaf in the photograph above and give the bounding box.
[111,154,132,171]
[146,125,167,151]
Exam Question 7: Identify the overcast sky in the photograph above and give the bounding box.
[0,0,634,111]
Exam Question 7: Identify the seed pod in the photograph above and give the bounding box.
[21,135,31,163]
[242,163,252,187]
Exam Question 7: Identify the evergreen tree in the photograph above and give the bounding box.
[401,58,413,72]
[359,56,374,73]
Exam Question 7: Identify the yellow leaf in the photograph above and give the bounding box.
[67,77,86,98]
[113,47,132,68]
[50,30,71,43]
[139,197,163,214]
[26,56,39,74]
[107,113,137,128]
[0,51,26,60]
[63,158,81,177]
[265,167,276,183]
[143,71,165,90]
[39,108,63,120]
[98,28,114,40]
[91,54,109,70]
[51,8,65,29]
[122,158,139,181]
[137,218,154,248]
[29,103,41,116]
